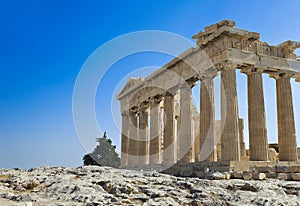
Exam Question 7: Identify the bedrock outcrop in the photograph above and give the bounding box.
[0,166,300,205]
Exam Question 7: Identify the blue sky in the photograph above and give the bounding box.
[0,0,300,169]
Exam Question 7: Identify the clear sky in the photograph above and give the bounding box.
[1,0,300,169]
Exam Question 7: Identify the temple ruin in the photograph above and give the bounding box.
[117,20,300,174]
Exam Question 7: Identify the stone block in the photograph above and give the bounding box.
[211,172,225,180]
[211,166,231,172]
[277,173,288,180]
[224,172,231,180]
[265,173,277,179]
[291,173,300,181]
[255,166,276,173]
[243,173,252,180]
[276,166,293,173]
[291,166,300,173]
[230,171,243,179]
[252,173,266,180]
[241,156,249,161]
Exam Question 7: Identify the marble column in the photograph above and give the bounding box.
[238,118,246,157]
[242,68,268,161]
[121,111,129,167]
[178,85,193,163]
[175,115,181,162]
[163,93,176,165]
[128,110,139,166]
[273,73,298,161]
[193,113,200,162]
[199,76,217,162]
[138,104,149,166]
[149,97,162,165]
[219,63,240,161]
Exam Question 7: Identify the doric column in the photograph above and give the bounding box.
[121,111,129,167]
[272,73,298,161]
[149,97,162,165]
[218,63,240,161]
[178,85,193,163]
[215,120,222,161]
[175,115,180,162]
[128,110,139,167]
[163,93,176,165]
[238,118,246,157]
[193,112,200,162]
[199,75,217,162]
[242,68,268,161]
[174,94,180,162]
[138,103,149,166]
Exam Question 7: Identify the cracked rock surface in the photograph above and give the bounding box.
[0,166,300,205]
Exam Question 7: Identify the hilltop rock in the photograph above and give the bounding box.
[0,166,299,205]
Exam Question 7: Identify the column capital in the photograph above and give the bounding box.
[240,67,265,75]
[215,62,237,71]
[150,95,163,105]
[164,91,176,97]
[187,80,197,88]
[178,82,194,91]
[199,73,217,81]
[139,101,149,111]
[129,106,138,113]
[199,67,218,81]
[270,72,295,80]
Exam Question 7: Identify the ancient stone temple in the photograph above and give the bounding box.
[117,20,300,172]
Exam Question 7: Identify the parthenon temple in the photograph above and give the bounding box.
[117,20,300,171]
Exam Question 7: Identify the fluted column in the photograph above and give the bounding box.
[218,63,240,161]
[193,113,200,162]
[272,73,298,161]
[238,118,246,157]
[178,85,193,163]
[149,97,162,165]
[199,76,217,162]
[128,110,139,166]
[121,111,129,167]
[242,68,268,161]
[175,115,180,162]
[163,92,176,165]
[138,104,149,166]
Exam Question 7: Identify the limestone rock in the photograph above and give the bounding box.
[0,166,300,205]
[240,183,259,192]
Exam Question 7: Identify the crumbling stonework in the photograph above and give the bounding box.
[117,20,300,174]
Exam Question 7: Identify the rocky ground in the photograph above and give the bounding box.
[0,166,300,205]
